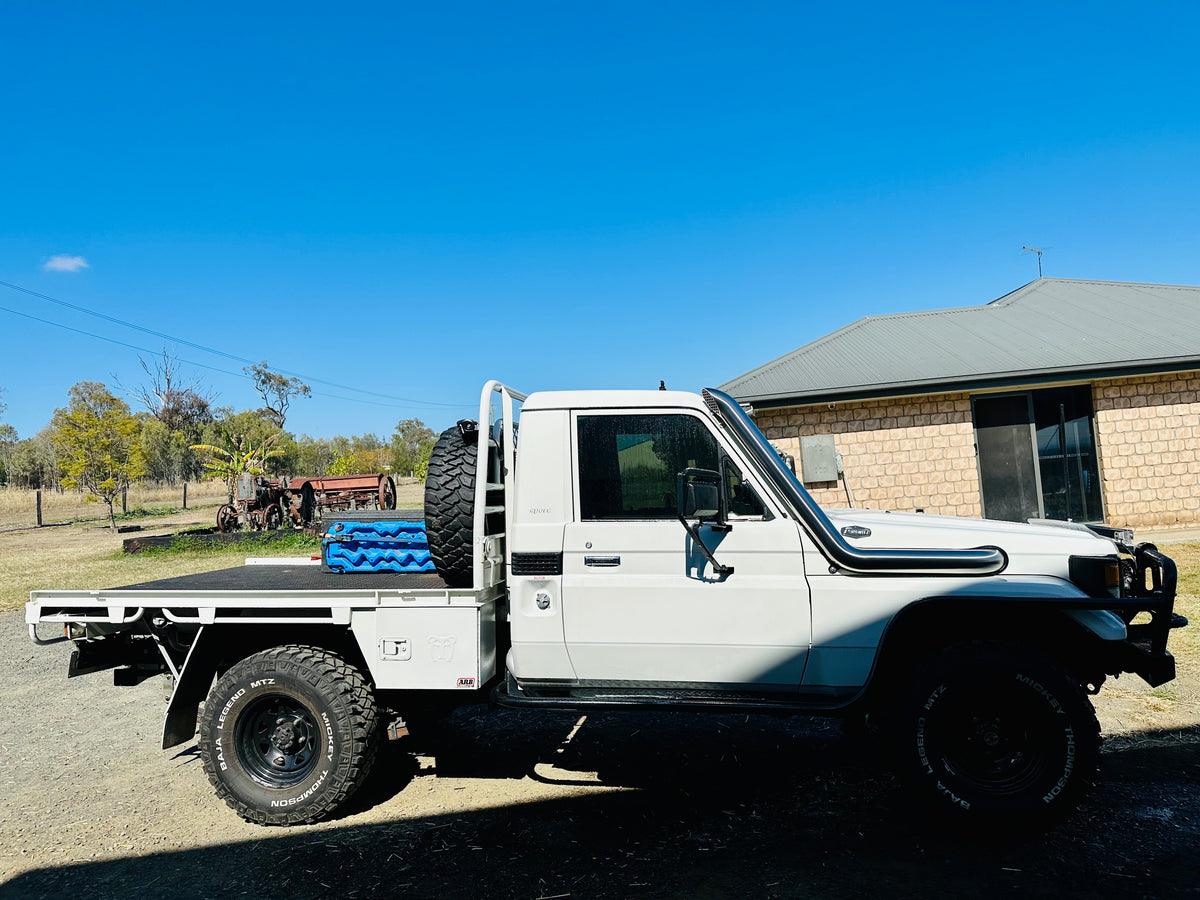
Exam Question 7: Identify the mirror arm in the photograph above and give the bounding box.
[677,513,735,577]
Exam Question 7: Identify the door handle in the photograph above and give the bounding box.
[584,555,621,567]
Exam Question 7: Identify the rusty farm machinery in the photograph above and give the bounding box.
[215,472,398,533]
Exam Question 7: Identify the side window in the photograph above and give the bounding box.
[724,458,770,519]
[578,414,720,519]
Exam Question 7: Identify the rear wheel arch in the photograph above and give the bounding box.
[163,624,373,750]
[210,625,371,679]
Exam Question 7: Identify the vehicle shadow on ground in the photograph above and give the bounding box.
[8,713,1200,900]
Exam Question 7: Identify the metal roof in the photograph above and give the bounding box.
[719,278,1200,406]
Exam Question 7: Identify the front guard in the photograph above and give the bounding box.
[1113,543,1181,687]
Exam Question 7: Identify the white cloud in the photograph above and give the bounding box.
[43,254,90,273]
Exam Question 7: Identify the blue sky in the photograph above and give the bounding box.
[2,2,1199,441]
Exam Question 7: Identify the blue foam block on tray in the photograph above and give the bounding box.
[323,519,436,573]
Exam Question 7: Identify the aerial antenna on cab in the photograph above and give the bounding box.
[1022,245,1045,277]
[659,380,667,391]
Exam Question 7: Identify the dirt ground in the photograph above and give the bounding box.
[1,516,1198,899]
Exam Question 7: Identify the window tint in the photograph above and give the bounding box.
[578,414,720,519]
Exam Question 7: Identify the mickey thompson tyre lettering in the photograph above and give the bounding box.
[198,645,380,826]
[895,642,1100,827]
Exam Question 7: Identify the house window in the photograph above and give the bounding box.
[972,385,1103,523]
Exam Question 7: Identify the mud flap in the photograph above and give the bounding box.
[162,627,219,749]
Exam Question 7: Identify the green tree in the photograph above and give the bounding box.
[7,429,58,489]
[51,382,147,531]
[246,362,311,428]
[199,409,297,475]
[140,418,198,483]
[272,432,301,476]
[203,408,278,449]
[391,418,435,478]
[322,432,390,476]
[0,423,17,485]
[191,433,285,503]
[0,387,13,484]
[327,447,390,475]
[295,434,337,475]
[131,350,215,483]
[329,434,352,460]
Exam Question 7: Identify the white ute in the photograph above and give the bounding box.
[27,381,1186,827]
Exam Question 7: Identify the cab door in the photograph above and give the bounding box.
[560,410,810,690]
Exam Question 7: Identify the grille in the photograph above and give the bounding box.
[510,552,563,576]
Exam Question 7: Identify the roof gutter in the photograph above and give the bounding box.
[728,358,1200,410]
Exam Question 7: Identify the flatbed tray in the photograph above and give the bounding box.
[112,565,451,593]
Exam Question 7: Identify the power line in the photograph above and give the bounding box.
[0,302,473,413]
[0,279,467,410]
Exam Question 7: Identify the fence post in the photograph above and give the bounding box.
[183,482,188,510]
[122,488,127,514]
[36,489,42,527]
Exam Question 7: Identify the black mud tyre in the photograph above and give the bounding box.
[894,642,1100,829]
[424,422,480,588]
[199,645,380,826]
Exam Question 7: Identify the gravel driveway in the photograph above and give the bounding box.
[3,607,1199,900]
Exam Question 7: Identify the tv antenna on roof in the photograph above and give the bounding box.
[1022,245,1045,277]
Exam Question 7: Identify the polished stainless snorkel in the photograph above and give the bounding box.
[702,388,1007,577]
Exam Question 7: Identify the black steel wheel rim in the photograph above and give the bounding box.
[930,680,1058,797]
[235,694,321,789]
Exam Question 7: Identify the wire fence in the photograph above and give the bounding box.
[0,481,228,530]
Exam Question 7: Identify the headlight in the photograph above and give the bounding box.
[1085,524,1136,552]
[1069,555,1122,597]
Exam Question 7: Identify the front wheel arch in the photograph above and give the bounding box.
[856,598,1108,716]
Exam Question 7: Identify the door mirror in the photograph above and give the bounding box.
[676,468,725,523]
[675,467,733,576]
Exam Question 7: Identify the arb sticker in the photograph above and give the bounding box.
[456,677,476,689]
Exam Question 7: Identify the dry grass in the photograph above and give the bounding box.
[0,505,295,612]
[391,479,425,509]
[1164,541,1200,670]
[1,478,429,613]
[0,478,425,530]
[0,481,228,529]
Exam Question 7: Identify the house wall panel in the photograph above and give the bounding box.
[755,369,1200,529]
[754,391,982,518]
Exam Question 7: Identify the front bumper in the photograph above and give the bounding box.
[1111,543,1181,687]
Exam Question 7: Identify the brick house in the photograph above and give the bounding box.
[720,278,1200,529]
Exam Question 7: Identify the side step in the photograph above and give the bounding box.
[491,674,853,716]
